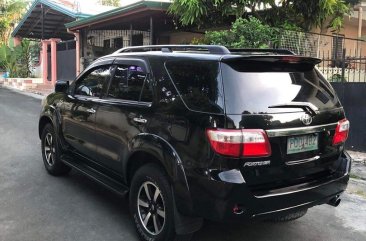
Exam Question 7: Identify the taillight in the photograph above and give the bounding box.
[242,130,271,157]
[206,129,271,158]
[333,119,350,145]
[206,129,242,157]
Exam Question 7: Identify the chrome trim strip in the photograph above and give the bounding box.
[266,123,337,137]
[286,155,320,166]
[253,201,313,217]
[92,98,152,107]
[254,173,348,198]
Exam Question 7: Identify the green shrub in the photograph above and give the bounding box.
[201,17,278,48]
[0,39,37,78]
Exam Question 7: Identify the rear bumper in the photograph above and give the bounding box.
[185,151,351,222]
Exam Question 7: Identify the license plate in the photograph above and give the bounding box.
[287,134,318,154]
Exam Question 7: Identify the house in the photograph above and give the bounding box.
[6,0,115,92]
[65,1,203,72]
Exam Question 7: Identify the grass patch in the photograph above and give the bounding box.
[355,190,366,199]
[350,173,362,180]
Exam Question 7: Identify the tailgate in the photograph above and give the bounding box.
[221,56,347,192]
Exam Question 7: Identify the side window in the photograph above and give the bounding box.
[75,65,111,97]
[153,61,179,104]
[108,65,152,102]
[165,60,224,114]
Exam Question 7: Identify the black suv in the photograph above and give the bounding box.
[39,45,351,241]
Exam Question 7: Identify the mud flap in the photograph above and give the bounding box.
[172,189,203,236]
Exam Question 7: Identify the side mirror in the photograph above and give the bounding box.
[55,81,69,93]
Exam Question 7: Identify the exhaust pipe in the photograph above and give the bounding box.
[328,196,341,207]
[233,204,245,215]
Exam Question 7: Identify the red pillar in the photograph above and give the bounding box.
[74,32,81,76]
[41,41,49,85]
[13,36,22,47]
[50,39,59,85]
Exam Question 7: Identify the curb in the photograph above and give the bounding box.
[1,84,45,100]
[348,151,366,164]
[350,178,366,185]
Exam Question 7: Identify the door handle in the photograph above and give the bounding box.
[133,117,147,124]
[86,108,96,114]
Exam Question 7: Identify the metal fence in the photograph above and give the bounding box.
[82,29,151,68]
[277,30,366,151]
[276,30,366,82]
[86,29,151,53]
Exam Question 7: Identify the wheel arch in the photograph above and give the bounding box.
[38,115,53,139]
[125,134,184,185]
[125,134,193,212]
[126,150,170,185]
[39,102,67,151]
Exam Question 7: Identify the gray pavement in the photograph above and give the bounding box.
[0,86,366,241]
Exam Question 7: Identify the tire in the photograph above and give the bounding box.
[268,209,308,222]
[130,164,182,241]
[41,123,71,176]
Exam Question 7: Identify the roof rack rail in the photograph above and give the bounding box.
[229,48,296,55]
[114,45,231,55]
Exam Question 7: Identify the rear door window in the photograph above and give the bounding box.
[221,62,341,114]
[165,60,224,114]
[107,65,152,102]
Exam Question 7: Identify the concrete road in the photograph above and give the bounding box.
[0,87,365,241]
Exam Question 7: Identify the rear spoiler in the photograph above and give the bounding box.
[221,55,321,65]
[221,55,321,72]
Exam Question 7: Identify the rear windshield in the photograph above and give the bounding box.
[221,62,341,114]
[165,60,224,114]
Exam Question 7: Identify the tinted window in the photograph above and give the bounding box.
[222,63,341,114]
[151,60,181,110]
[75,66,111,97]
[108,65,152,102]
[165,60,224,114]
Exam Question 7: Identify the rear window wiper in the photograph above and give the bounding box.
[268,102,319,116]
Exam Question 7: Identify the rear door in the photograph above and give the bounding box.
[221,56,346,192]
[94,58,153,172]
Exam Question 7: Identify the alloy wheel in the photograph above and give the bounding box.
[44,132,55,166]
[137,181,166,235]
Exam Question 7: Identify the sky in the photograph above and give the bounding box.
[65,0,171,15]
[78,0,171,8]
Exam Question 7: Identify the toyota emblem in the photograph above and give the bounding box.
[300,114,312,125]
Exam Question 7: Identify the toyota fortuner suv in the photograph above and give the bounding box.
[39,45,351,241]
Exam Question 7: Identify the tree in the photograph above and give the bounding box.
[0,0,28,45]
[169,0,359,31]
[287,0,352,31]
[0,43,17,76]
[98,0,120,7]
